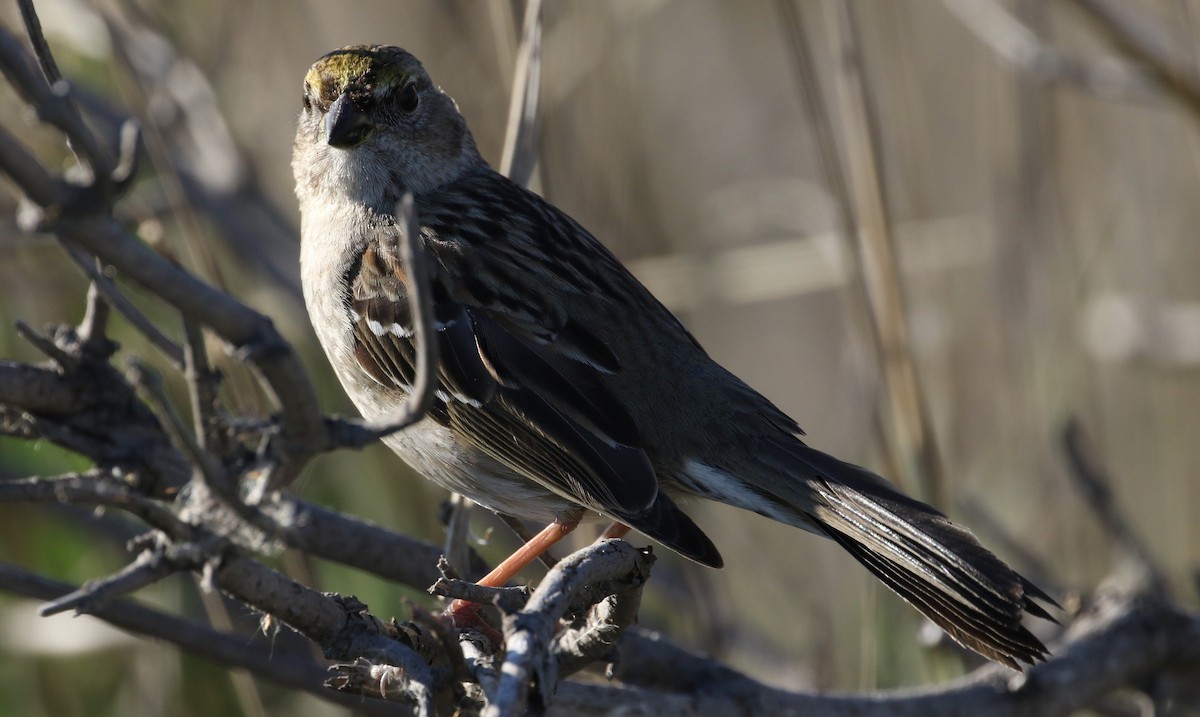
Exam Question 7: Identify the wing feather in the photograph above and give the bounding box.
[348,224,659,517]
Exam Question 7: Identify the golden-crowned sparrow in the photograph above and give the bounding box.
[294,45,1053,667]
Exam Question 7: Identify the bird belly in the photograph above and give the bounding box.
[376,418,578,524]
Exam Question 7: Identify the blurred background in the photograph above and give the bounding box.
[2,0,1199,715]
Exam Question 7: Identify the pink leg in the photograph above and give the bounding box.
[446,517,580,630]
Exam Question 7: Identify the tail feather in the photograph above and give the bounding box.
[821,521,1047,667]
[814,481,1028,618]
[750,440,1054,667]
[621,493,724,569]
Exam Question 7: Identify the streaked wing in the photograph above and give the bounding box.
[348,224,658,517]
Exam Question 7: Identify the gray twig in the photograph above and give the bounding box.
[334,194,437,445]
[0,469,186,538]
[1068,0,1200,118]
[499,0,543,187]
[60,241,185,367]
[11,2,115,189]
[78,282,110,346]
[40,541,183,616]
[183,317,225,455]
[0,22,326,487]
[942,0,1158,101]
[127,358,222,486]
[429,577,531,614]
[441,493,474,579]
[486,539,656,717]
[553,585,644,680]
[1062,418,1163,593]
[0,563,408,716]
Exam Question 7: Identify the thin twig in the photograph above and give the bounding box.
[429,578,530,614]
[0,122,59,206]
[1061,418,1162,593]
[498,0,543,187]
[78,281,111,346]
[0,563,408,716]
[487,540,656,717]
[127,358,223,485]
[826,0,947,505]
[330,194,437,444]
[60,240,185,367]
[1069,0,1200,118]
[183,317,222,451]
[40,545,181,616]
[11,4,115,187]
[14,319,78,370]
[0,469,186,537]
[773,0,903,499]
[442,493,474,578]
[16,0,61,83]
[111,118,140,188]
[942,0,1158,101]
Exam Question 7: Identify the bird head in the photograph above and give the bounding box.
[293,45,481,207]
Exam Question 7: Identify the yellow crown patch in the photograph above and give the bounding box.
[305,46,411,104]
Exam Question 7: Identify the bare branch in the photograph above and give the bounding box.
[255,493,486,587]
[10,2,115,187]
[1062,418,1163,592]
[553,585,644,680]
[40,542,183,616]
[14,319,79,369]
[0,122,58,206]
[0,470,187,537]
[498,0,543,187]
[183,317,225,454]
[0,23,326,486]
[324,194,438,449]
[586,588,1199,717]
[487,540,655,717]
[942,0,1159,101]
[127,358,222,485]
[0,361,80,414]
[60,241,185,367]
[429,577,530,614]
[1068,0,1200,118]
[0,562,408,716]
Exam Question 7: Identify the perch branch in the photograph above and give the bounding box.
[0,562,408,716]
[486,539,656,717]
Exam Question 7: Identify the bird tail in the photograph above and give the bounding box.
[733,439,1056,668]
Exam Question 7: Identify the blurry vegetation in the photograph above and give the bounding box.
[1,0,1199,715]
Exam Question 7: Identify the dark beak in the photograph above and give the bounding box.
[326,93,373,148]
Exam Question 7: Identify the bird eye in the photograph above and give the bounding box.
[398,81,419,112]
[302,81,312,110]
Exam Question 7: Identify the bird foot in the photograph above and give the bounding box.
[443,600,505,645]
